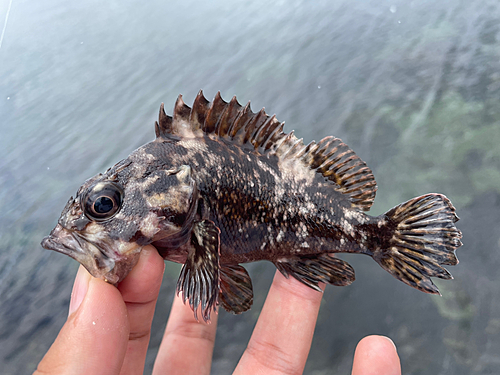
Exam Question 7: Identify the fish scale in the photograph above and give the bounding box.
[42,90,462,322]
[190,140,351,261]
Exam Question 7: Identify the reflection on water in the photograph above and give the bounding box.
[1,0,499,373]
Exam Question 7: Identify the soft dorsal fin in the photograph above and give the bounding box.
[156,90,377,210]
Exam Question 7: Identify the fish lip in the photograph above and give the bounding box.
[41,234,74,257]
[41,224,84,256]
[41,224,120,284]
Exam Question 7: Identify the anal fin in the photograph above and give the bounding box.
[219,265,253,314]
[274,254,355,292]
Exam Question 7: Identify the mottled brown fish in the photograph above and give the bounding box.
[42,91,462,322]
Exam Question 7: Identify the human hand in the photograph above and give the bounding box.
[35,245,401,374]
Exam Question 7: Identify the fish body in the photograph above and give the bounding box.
[42,91,462,321]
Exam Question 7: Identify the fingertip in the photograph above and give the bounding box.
[141,244,164,265]
[352,335,401,375]
[265,271,324,325]
[118,245,165,303]
[273,270,326,298]
[357,334,397,351]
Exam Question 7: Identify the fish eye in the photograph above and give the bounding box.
[83,182,124,221]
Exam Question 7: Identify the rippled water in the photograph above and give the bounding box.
[1,0,500,373]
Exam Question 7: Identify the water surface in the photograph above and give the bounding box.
[1,0,499,373]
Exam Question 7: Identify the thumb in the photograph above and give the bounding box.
[35,266,130,375]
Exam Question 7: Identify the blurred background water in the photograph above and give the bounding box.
[1,0,500,373]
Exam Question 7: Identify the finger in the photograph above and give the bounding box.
[152,293,218,375]
[234,270,323,375]
[117,245,165,375]
[35,266,129,375]
[352,335,401,375]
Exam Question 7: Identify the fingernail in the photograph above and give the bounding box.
[383,336,397,352]
[68,266,90,316]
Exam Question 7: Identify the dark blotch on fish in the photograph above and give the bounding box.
[41,91,462,322]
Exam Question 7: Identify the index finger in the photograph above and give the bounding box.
[234,271,324,375]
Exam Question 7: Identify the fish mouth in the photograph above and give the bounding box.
[41,224,124,284]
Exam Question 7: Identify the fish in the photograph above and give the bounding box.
[41,91,462,322]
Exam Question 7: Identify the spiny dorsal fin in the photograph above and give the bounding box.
[156,90,377,210]
[173,95,191,125]
[189,90,210,131]
[155,103,173,138]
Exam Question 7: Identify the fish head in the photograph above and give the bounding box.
[41,155,198,285]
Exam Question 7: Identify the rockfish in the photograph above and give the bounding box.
[42,91,462,322]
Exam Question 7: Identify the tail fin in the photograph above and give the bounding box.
[373,193,462,295]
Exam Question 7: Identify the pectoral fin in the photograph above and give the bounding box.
[177,220,220,323]
[220,265,253,314]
